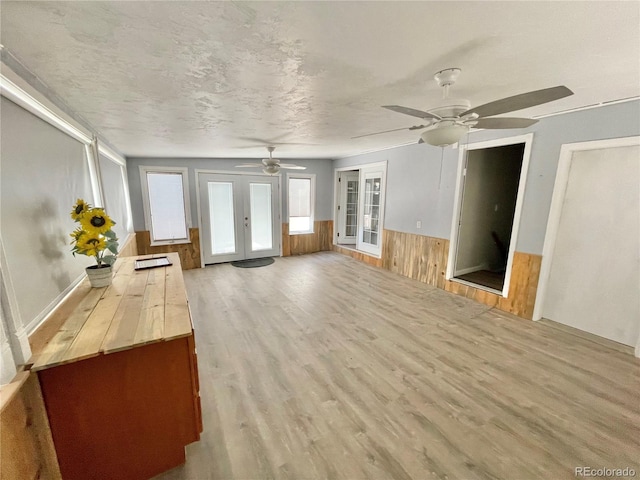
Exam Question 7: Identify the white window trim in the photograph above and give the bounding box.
[139,166,192,246]
[287,173,316,235]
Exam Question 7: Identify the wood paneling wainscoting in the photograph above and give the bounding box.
[119,232,138,258]
[347,229,543,319]
[282,221,333,256]
[444,251,541,319]
[332,244,383,268]
[1,371,62,479]
[382,230,448,288]
[136,228,201,270]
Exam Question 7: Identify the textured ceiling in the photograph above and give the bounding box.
[1,1,639,159]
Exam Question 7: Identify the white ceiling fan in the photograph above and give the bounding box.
[235,146,306,175]
[354,68,574,147]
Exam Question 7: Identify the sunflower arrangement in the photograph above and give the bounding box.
[70,199,119,267]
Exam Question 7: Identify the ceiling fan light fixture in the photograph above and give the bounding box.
[420,124,469,147]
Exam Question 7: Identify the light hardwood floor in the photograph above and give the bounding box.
[154,252,640,480]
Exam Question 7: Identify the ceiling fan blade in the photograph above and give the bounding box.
[235,164,263,168]
[235,142,318,148]
[237,134,291,144]
[383,105,441,120]
[352,124,430,139]
[462,86,573,118]
[472,117,539,129]
[280,165,307,170]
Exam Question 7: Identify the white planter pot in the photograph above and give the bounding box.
[86,265,113,288]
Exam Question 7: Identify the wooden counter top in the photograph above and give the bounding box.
[30,253,192,372]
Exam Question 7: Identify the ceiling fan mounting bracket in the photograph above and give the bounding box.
[428,98,471,119]
[434,68,461,88]
[263,145,279,165]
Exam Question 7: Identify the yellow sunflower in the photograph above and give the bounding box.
[76,233,106,257]
[70,198,91,221]
[70,227,85,243]
[80,208,115,235]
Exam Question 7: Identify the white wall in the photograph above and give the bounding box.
[332,144,460,239]
[542,144,639,346]
[126,157,335,232]
[1,97,95,332]
[0,65,131,382]
[333,100,640,255]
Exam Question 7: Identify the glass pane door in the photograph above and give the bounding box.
[243,176,279,259]
[249,182,273,251]
[208,182,236,254]
[198,173,244,264]
[356,164,386,257]
[337,171,359,245]
[345,179,359,237]
[199,173,280,265]
[362,176,381,247]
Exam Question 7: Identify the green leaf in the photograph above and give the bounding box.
[104,230,117,240]
[102,255,117,266]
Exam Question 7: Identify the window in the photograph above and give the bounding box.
[98,154,133,242]
[139,166,191,245]
[288,174,315,234]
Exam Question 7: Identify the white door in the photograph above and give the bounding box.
[542,145,640,346]
[337,171,359,245]
[356,165,386,257]
[199,173,280,264]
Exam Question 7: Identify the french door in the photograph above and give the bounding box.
[336,171,359,245]
[198,173,280,264]
[356,164,386,256]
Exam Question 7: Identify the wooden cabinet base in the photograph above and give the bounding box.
[38,337,201,480]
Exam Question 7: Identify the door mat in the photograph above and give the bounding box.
[231,257,275,268]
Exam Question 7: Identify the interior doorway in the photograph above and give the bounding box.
[448,134,532,294]
[334,162,387,257]
[197,172,280,265]
[536,138,639,351]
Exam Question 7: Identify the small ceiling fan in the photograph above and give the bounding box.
[235,146,306,175]
[354,68,573,147]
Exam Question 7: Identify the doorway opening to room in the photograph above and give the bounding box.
[334,162,387,258]
[447,134,532,295]
[197,172,281,265]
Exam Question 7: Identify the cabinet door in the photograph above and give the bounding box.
[38,337,201,480]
